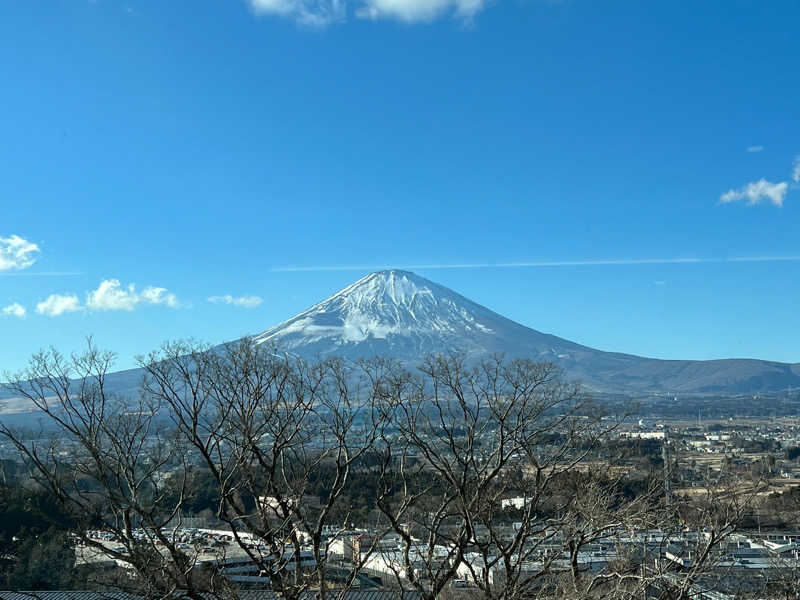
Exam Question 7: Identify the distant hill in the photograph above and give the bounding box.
[252,270,800,394]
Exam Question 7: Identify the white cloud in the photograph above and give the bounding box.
[36,294,82,317]
[719,178,788,207]
[31,279,179,316]
[86,279,180,311]
[247,0,346,26]
[0,235,40,271]
[247,0,486,25]
[209,294,264,308]
[139,286,180,307]
[793,155,800,183]
[1,302,26,318]
[746,145,764,153]
[356,0,486,22]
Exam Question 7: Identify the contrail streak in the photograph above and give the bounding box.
[0,271,84,277]
[270,256,800,272]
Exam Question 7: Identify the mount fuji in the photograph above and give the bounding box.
[254,269,583,364]
[252,270,800,394]
[3,270,800,419]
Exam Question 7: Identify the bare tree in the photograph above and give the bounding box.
[139,339,391,600]
[1,341,758,600]
[0,339,391,599]
[613,455,764,600]
[0,341,209,598]
[367,354,638,600]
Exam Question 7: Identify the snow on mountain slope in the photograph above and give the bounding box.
[253,270,800,393]
[4,270,798,420]
[253,270,584,363]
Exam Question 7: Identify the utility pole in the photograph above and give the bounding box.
[662,428,671,509]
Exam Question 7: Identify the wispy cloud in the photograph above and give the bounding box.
[356,0,486,23]
[247,0,345,27]
[0,271,84,277]
[86,279,180,311]
[719,178,788,207]
[746,145,764,153]
[1,302,26,319]
[727,255,800,263]
[271,256,800,272]
[793,155,800,184]
[0,235,40,271]
[36,294,82,317]
[209,294,263,308]
[246,0,488,26]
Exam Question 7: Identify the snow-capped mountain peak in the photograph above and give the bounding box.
[254,270,499,350]
[4,271,798,421]
[248,270,800,394]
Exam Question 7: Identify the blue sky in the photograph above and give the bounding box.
[1,0,799,373]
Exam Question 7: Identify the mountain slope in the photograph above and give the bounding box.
[253,270,800,393]
[3,271,799,418]
[255,270,584,361]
